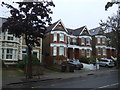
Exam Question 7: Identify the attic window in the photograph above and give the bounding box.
[92,30,95,32]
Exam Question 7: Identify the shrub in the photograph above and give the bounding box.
[79,56,90,64]
[89,57,96,63]
[17,54,40,69]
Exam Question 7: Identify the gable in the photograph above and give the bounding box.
[52,19,68,33]
[80,27,90,35]
[98,28,104,35]
[54,22,65,30]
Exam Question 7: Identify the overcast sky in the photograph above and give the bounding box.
[0,0,118,29]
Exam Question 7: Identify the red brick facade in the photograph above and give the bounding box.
[43,20,116,63]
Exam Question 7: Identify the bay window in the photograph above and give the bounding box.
[6,49,13,59]
[81,38,85,45]
[53,47,57,56]
[81,49,85,56]
[60,33,64,41]
[59,46,64,56]
[97,37,100,44]
[53,32,57,41]
[103,48,106,55]
[98,47,101,55]
[86,38,90,45]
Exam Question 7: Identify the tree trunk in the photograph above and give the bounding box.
[27,45,32,79]
[25,35,33,79]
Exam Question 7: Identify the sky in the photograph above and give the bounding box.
[0,0,118,29]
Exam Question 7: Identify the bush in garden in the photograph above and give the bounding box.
[17,54,40,69]
[79,56,90,64]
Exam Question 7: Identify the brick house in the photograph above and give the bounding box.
[43,19,92,64]
[43,20,117,64]
[89,27,116,58]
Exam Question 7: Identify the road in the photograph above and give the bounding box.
[3,67,119,89]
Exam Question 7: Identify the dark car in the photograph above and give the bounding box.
[68,60,83,70]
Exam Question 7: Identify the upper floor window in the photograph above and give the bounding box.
[60,33,64,42]
[68,37,70,44]
[102,37,105,44]
[81,38,85,45]
[59,46,64,56]
[53,32,57,41]
[53,47,57,56]
[86,38,90,45]
[7,36,13,40]
[97,37,100,44]
[73,38,76,44]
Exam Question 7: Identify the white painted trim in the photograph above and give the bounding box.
[50,43,67,48]
[51,31,68,35]
[80,26,91,35]
[68,44,92,50]
[79,36,92,39]
[95,35,106,38]
[96,46,106,48]
[52,19,68,32]
[106,47,116,50]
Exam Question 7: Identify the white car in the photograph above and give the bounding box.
[98,58,114,67]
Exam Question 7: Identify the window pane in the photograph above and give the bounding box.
[6,49,13,59]
[59,47,64,55]
[81,38,85,45]
[102,37,105,44]
[60,33,64,41]
[103,48,106,55]
[81,49,84,56]
[87,49,90,57]
[53,32,57,41]
[86,38,90,45]
[98,48,101,55]
[98,38,100,43]
[53,47,57,56]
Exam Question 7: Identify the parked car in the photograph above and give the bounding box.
[67,60,83,70]
[98,58,115,67]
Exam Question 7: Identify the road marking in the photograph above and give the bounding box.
[98,83,119,88]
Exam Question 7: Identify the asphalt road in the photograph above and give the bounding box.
[3,67,119,89]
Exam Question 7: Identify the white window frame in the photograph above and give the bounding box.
[87,49,90,57]
[103,48,106,55]
[102,37,105,44]
[81,38,85,45]
[59,33,64,42]
[98,47,101,55]
[6,49,13,59]
[7,36,13,40]
[59,46,64,56]
[97,37,100,44]
[53,47,57,56]
[73,38,76,44]
[53,32,57,41]
[81,49,85,56]
[86,38,90,45]
[68,37,70,44]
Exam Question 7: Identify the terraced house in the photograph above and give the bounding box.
[43,19,116,64]
[0,17,42,65]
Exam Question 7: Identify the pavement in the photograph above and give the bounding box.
[2,67,118,87]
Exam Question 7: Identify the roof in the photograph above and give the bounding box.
[45,20,59,33]
[67,28,74,35]
[89,26,102,36]
[74,26,85,36]
[67,26,85,36]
